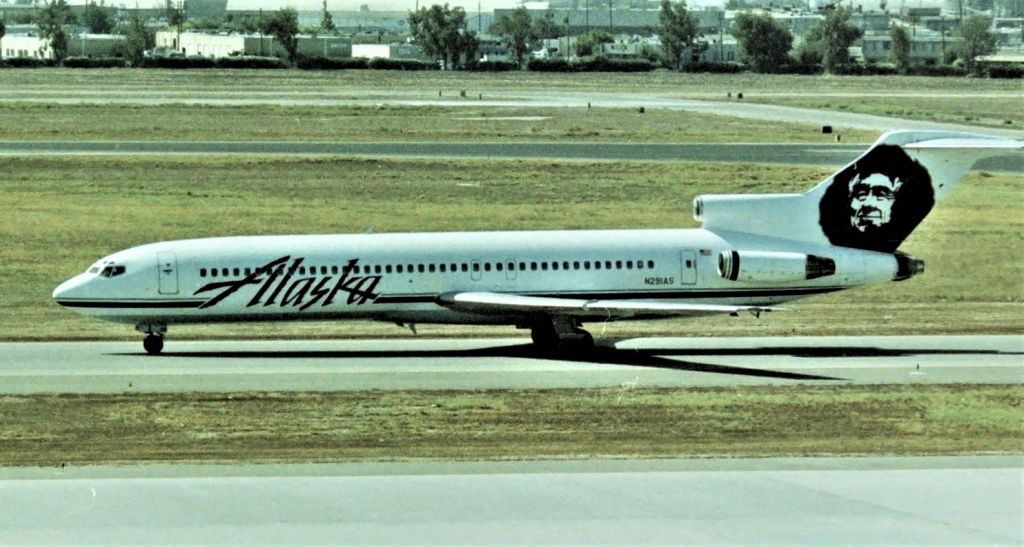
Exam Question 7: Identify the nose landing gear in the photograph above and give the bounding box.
[143,334,164,355]
[136,323,167,355]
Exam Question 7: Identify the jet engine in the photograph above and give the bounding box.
[718,250,836,284]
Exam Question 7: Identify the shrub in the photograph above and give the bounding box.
[366,57,433,70]
[141,56,216,69]
[575,56,654,72]
[986,65,1024,79]
[4,57,52,68]
[215,56,287,69]
[682,62,745,74]
[63,56,126,68]
[296,56,369,70]
[467,60,517,72]
[526,58,572,72]
[908,65,967,77]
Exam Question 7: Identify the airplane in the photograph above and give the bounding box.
[53,130,1022,354]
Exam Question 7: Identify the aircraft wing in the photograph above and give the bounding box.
[436,292,780,320]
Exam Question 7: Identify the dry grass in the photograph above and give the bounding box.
[2,385,1020,466]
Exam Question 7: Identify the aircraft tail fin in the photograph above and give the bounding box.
[695,131,1022,253]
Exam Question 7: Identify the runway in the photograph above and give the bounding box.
[1,335,1020,394]
[1,140,1020,171]
[2,456,1020,544]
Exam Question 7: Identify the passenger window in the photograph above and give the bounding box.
[211,269,218,278]
[484,263,491,272]
[461,264,468,272]
[508,262,515,271]
[418,265,425,273]
[551,262,559,271]
[439,264,446,273]
[495,263,503,272]
[472,263,480,272]
[615,260,622,269]
[685,260,693,268]
[541,262,548,271]
[531,262,538,271]
[222,268,229,276]
[200,268,207,277]
[233,268,240,276]
[375,265,382,274]
[584,261,590,270]
[648,260,655,268]
[397,265,404,273]
[626,261,633,269]
[331,266,338,275]
[428,264,436,273]
[594,261,601,270]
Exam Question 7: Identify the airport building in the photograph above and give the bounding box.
[154,31,351,58]
[2,33,124,60]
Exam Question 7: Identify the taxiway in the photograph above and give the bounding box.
[1,335,1020,394]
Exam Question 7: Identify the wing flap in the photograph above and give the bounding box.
[437,292,780,320]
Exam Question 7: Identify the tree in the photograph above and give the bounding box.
[165,0,186,29]
[804,5,862,72]
[958,15,996,74]
[408,4,476,69]
[659,0,698,69]
[532,10,561,40]
[575,29,612,57]
[36,0,72,64]
[890,25,911,73]
[488,6,534,67]
[82,1,113,34]
[261,7,299,63]
[0,17,6,59]
[321,0,335,33]
[116,8,151,66]
[732,11,792,73]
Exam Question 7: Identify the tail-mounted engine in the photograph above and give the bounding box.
[894,252,925,281]
[718,250,836,284]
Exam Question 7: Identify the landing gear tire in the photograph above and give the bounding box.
[530,319,594,351]
[143,334,164,355]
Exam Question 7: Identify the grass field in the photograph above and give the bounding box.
[3,68,1022,95]
[0,104,877,143]
[2,155,1020,340]
[3,384,1021,466]
[744,96,1024,130]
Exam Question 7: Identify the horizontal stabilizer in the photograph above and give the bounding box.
[437,292,780,320]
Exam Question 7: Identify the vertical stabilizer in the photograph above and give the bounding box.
[696,131,1022,253]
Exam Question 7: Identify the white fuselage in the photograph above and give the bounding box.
[52,228,899,328]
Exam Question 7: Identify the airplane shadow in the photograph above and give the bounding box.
[108,342,989,381]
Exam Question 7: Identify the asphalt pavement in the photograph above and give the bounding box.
[2,456,1020,544]
[1,335,1020,394]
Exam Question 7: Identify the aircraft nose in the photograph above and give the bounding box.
[52,274,89,302]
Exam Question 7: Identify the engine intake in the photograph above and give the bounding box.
[894,252,925,281]
[718,250,836,284]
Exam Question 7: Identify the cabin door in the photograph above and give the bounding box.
[680,250,697,285]
[157,251,179,294]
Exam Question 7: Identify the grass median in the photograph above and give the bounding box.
[2,385,1021,466]
[1,155,1020,340]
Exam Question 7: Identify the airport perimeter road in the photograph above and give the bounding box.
[0,140,1020,171]
[2,456,1021,544]
[1,335,1020,394]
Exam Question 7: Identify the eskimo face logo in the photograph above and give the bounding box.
[848,173,903,232]
[818,144,934,253]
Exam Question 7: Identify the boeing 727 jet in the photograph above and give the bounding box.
[53,131,1022,354]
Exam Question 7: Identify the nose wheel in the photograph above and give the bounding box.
[143,334,164,355]
[136,323,168,355]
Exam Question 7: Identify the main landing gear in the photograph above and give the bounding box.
[136,323,167,355]
[529,317,595,351]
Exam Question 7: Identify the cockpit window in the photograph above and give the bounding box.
[99,265,126,278]
[88,267,100,274]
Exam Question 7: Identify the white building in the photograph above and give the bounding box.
[2,33,124,60]
[155,30,350,58]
